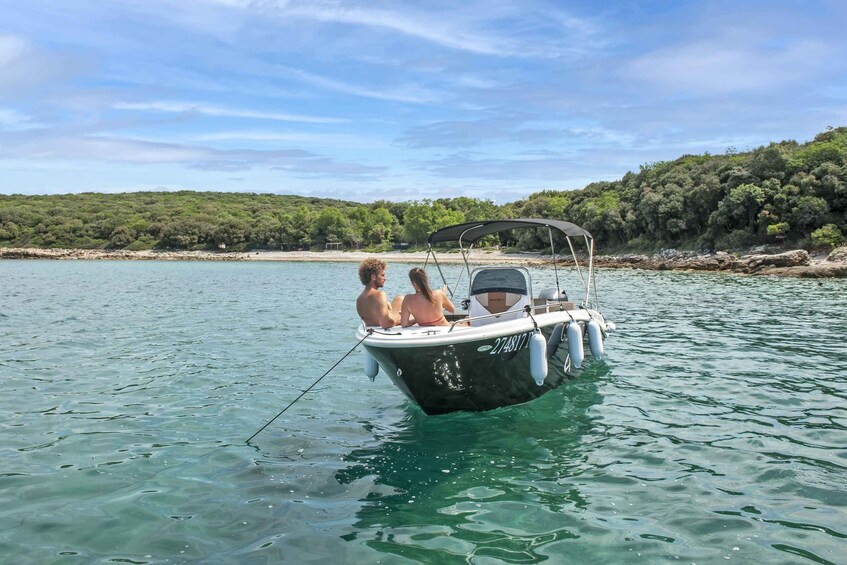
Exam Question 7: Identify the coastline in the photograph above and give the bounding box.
[2,246,846,277]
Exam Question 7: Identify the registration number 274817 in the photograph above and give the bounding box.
[486,331,534,356]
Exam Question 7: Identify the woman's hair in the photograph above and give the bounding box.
[409,267,434,303]
[359,258,387,285]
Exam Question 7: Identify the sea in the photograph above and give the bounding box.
[0,259,845,564]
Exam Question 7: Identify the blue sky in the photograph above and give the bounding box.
[1,1,845,203]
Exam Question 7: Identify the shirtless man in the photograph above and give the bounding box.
[356,258,404,328]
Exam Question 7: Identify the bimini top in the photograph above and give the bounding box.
[427,218,592,246]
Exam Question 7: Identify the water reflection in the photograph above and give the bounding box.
[336,366,608,562]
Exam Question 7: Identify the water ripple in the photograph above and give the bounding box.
[1,262,845,563]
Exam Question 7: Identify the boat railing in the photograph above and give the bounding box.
[359,299,583,336]
[447,309,518,332]
[447,299,578,332]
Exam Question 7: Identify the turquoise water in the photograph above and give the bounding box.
[1,260,845,564]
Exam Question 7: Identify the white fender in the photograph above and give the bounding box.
[566,322,584,369]
[529,332,548,386]
[364,350,379,379]
[586,319,604,358]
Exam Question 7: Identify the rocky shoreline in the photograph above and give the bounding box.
[0,248,249,262]
[1,246,846,278]
[590,248,847,278]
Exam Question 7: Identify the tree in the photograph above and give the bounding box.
[432,201,464,230]
[403,202,435,243]
[368,207,397,244]
[348,206,372,245]
[728,183,766,229]
[686,173,723,232]
[812,162,847,209]
[636,189,664,236]
[291,206,313,246]
[0,221,20,242]
[790,196,829,234]
[439,196,499,222]
[109,226,136,248]
[314,207,351,245]
[159,216,216,249]
[212,219,248,248]
[791,141,846,173]
[749,144,788,181]
[249,215,281,248]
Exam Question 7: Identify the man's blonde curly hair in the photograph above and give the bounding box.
[358,258,387,285]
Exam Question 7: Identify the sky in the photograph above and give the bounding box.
[1,0,846,204]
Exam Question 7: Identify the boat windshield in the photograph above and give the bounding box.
[470,268,528,295]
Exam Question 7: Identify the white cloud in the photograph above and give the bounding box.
[0,35,30,67]
[282,67,444,104]
[192,130,384,148]
[0,130,386,179]
[627,36,829,94]
[189,0,591,58]
[114,101,345,124]
[288,3,510,56]
[450,75,501,90]
[201,0,255,7]
[397,115,634,149]
[418,151,579,181]
[6,134,206,164]
[0,108,38,130]
[0,34,88,94]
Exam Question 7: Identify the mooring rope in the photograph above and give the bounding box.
[246,329,373,444]
[523,304,539,331]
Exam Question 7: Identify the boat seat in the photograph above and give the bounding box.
[473,292,523,314]
[469,291,529,324]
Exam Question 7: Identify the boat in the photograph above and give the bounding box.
[356,219,615,415]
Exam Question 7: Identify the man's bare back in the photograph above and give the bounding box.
[356,260,403,328]
[357,288,403,328]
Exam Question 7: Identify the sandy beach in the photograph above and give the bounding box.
[0,247,541,265]
[1,246,845,277]
[248,249,533,264]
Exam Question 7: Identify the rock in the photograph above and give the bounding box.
[654,248,701,261]
[593,254,650,268]
[744,244,782,255]
[686,258,721,271]
[0,247,246,261]
[827,246,847,263]
[756,263,847,278]
[713,252,735,268]
[734,250,809,273]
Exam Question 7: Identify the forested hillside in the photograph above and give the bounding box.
[534,126,847,252]
[1,127,845,252]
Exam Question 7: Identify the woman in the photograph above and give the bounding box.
[400,267,455,327]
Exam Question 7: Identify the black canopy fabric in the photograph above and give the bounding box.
[427,218,591,245]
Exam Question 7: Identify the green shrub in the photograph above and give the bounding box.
[811,224,844,248]
[124,235,157,251]
[766,222,790,237]
[109,226,136,248]
[715,229,759,251]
